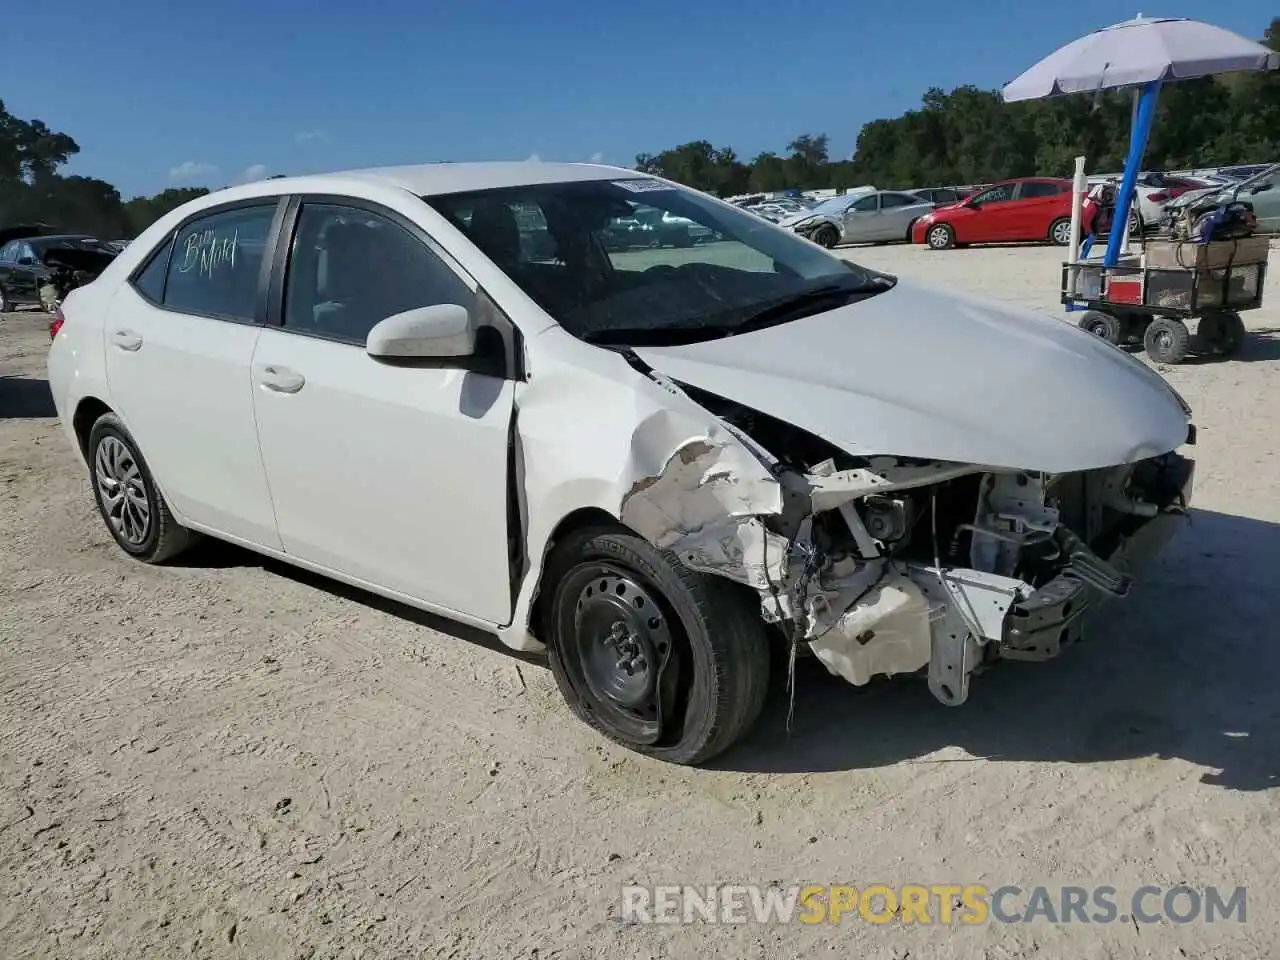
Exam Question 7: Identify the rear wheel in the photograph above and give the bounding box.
[926,223,955,250]
[1196,311,1246,357]
[87,413,196,563]
[543,527,770,766]
[0,286,10,314]
[810,224,839,248]
[1143,317,1191,365]
[1049,217,1073,246]
[1077,310,1121,345]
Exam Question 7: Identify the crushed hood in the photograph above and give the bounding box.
[633,280,1190,473]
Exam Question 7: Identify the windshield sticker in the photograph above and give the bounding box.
[613,179,673,194]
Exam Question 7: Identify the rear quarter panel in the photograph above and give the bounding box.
[46,280,118,463]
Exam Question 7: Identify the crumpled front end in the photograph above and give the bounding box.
[621,373,1195,706]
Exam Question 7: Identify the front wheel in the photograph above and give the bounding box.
[1144,317,1191,365]
[1049,217,1073,247]
[87,413,196,563]
[543,527,771,766]
[0,286,11,314]
[926,223,955,250]
[810,224,839,248]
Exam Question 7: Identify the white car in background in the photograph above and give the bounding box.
[48,162,1195,765]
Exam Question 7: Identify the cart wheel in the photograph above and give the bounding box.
[1117,312,1146,347]
[1196,311,1246,358]
[1144,317,1191,364]
[1077,310,1121,345]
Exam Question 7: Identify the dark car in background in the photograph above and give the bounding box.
[909,186,969,206]
[0,231,119,312]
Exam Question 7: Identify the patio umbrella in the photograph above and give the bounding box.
[1001,16,1278,266]
[1002,16,1279,101]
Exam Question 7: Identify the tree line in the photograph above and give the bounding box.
[637,16,1280,196]
[0,98,213,239]
[3,17,1278,236]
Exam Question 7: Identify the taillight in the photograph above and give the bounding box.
[1146,191,1169,202]
[49,305,65,341]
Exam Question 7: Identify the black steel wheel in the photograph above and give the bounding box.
[1196,311,1246,358]
[87,412,196,563]
[1143,317,1191,365]
[1077,310,1121,345]
[543,527,770,766]
[810,224,839,248]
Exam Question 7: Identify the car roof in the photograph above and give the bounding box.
[245,161,640,198]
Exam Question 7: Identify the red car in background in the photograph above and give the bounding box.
[910,177,1096,250]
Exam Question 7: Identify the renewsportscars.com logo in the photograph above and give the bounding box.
[619,884,1248,926]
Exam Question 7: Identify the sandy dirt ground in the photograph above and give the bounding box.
[2,242,1278,959]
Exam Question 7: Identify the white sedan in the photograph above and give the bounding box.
[48,162,1196,764]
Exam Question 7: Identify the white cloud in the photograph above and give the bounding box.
[169,161,218,183]
[589,151,605,163]
[236,164,270,184]
[525,153,542,162]
[296,130,325,142]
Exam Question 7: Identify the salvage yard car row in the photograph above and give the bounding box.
[47,161,1196,764]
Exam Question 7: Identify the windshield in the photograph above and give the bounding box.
[1235,163,1280,192]
[425,178,888,346]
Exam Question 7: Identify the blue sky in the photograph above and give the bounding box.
[2,0,1274,198]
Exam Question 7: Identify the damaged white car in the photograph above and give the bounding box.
[47,162,1195,765]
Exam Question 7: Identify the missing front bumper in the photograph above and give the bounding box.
[1001,454,1194,662]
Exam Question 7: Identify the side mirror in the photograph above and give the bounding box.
[366,303,475,361]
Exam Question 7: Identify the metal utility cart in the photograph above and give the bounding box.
[1061,235,1270,363]
[1003,15,1279,364]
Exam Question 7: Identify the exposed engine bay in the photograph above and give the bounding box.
[621,374,1195,706]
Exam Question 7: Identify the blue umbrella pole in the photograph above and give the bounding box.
[1104,81,1162,266]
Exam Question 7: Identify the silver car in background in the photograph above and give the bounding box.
[779,190,936,248]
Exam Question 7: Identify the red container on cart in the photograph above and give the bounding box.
[1104,274,1143,304]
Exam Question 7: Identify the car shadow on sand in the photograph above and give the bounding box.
[177,508,1277,791]
[0,376,56,419]
[717,508,1279,791]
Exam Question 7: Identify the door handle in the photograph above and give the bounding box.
[110,329,143,352]
[255,364,306,394]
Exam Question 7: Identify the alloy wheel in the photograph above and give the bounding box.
[94,435,151,546]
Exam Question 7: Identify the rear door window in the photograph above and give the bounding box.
[161,204,277,322]
[1017,181,1064,199]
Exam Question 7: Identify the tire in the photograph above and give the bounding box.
[810,224,839,249]
[1143,317,1191,365]
[1128,210,1143,236]
[542,526,771,766]
[673,228,694,249]
[0,286,10,314]
[87,412,196,563]
[1077,310,1121,345]
[926,223,955,250]
[905,219,919,242]
[1049,217,1073,247]
[1196,311,1246,357]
